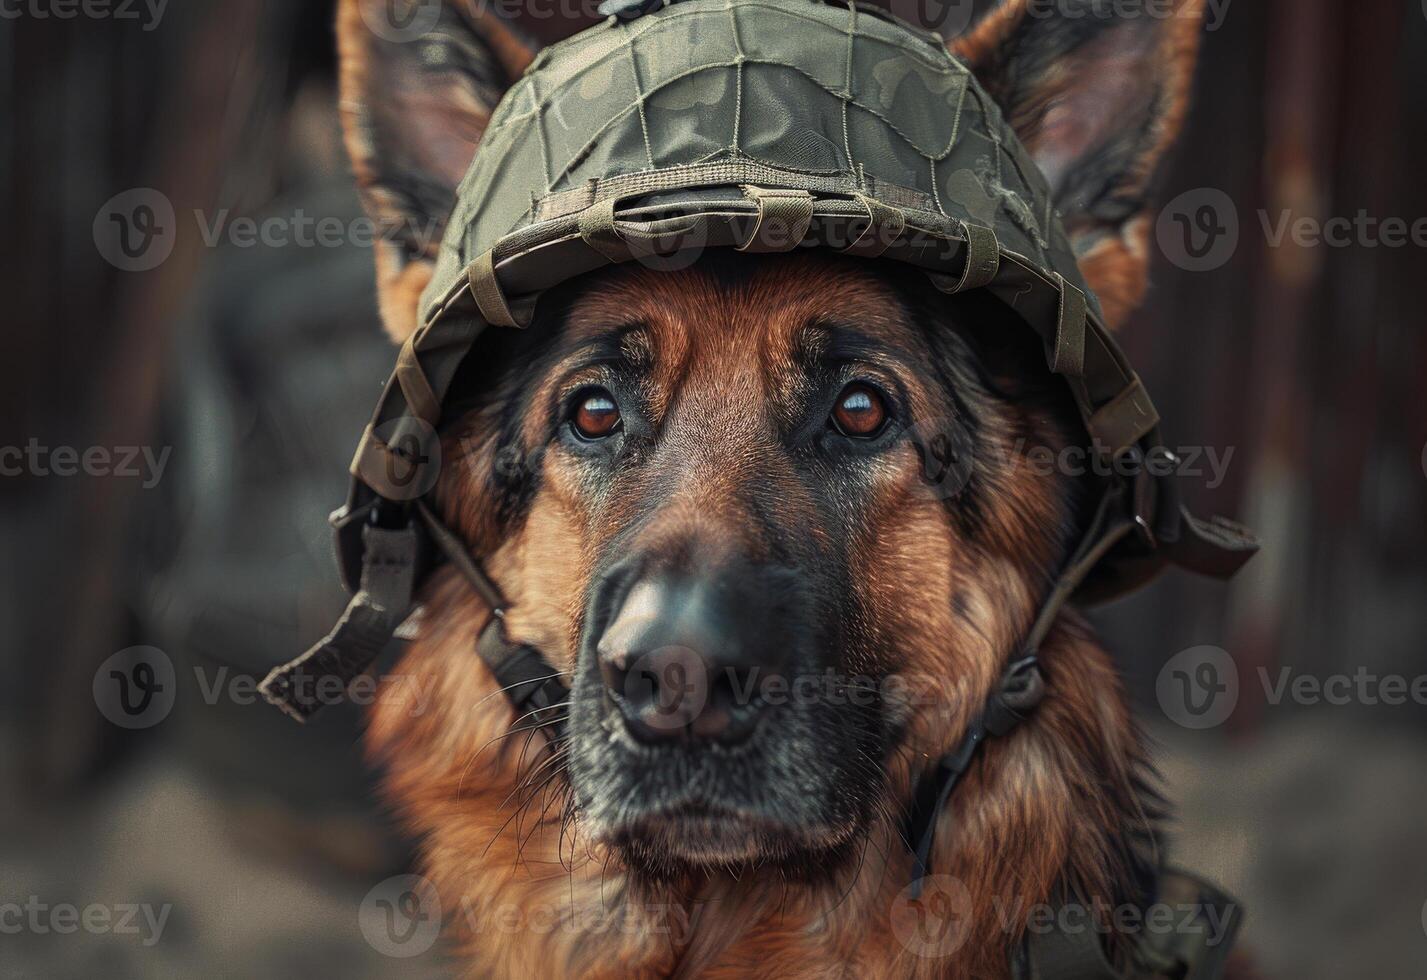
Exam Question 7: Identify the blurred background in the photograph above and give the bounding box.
[2,0,1424,977]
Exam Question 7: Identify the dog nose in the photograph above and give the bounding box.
[595,572,787,744]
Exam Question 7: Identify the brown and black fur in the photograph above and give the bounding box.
[337,0,1232,976]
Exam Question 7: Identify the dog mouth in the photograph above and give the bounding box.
[607,798,854,874]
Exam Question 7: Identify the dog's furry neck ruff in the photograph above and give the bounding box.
[368,569,1161,979]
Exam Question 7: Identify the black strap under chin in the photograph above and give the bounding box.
[903,653,1046,897]
[903,482,1136,894]
[475,616,570,741]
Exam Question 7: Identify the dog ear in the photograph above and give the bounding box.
[337,0,541,342]
[953,0,1206,327]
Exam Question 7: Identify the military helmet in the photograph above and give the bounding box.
[331,0,1254,612]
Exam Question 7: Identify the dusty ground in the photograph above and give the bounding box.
[1155,715,1427,980]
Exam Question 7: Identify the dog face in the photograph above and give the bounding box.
[434,252,1084,879]
[337,0,1210,932]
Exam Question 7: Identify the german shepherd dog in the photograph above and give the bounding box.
[337,0,1226,975]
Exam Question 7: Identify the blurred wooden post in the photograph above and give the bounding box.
[26,0,267,792]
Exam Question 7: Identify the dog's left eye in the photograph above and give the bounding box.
[572,388,622,440]
[830,383,888,438]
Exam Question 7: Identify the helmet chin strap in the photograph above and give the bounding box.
[902,480,1136,896]
[903,652,1046,898]
[260,501,571,738]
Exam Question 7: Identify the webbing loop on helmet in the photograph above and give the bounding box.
[468,249,521,328]
[952,221,1000,291]
[395,333,441,423]
[1049,273,1088,378]
[577,197,626,262]
[735,186,815,253]
[843,193,904,258]
[1086,378,1159,457]
[349,424,388,495]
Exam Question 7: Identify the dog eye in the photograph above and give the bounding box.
[831,383,888,438]
[572,389,622,440]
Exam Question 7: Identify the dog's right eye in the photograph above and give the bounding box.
[830,383,888,438]
[571,389,622,440]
